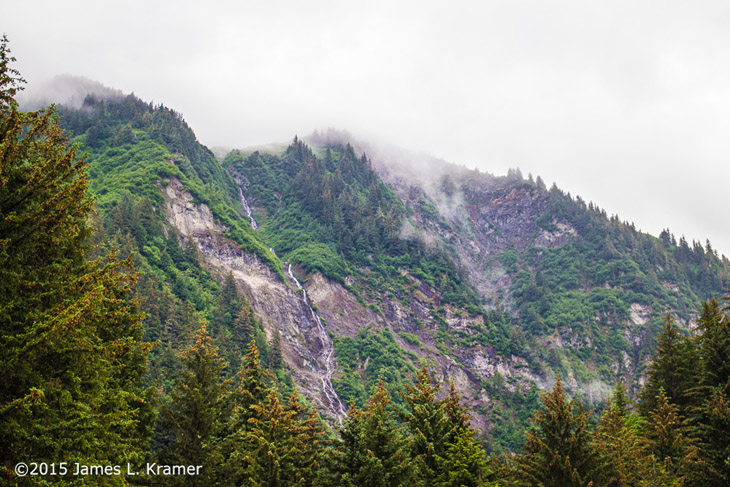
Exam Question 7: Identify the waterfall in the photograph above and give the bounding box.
[286,263,347,424]
[238,187,258,230]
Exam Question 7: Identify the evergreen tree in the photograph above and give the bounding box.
[158,325,230,486]
[692,297,730,486]
[0,37,150,483]
[268,330,284,370]
[221,340,271,483]
[434,426,490,487]
[595,382,647,487]
[639,315,699,416]
[334,381,416,487]
[403,367,488,485]
[643,389,701,486]
[234,390,326,487]
[510,377,605,487]
[403,366,446,484]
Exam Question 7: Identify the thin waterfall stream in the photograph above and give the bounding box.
[286,263,347,424]
[238,187,258,230]
[237,185,345,423]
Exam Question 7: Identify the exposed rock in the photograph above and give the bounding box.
[163,177,345,420]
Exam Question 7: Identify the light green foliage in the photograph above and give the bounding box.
[333,326,414,409]
[224,139,479,309]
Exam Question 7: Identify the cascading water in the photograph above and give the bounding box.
[237,184,345,423]
[238,187,258,230]
[286,263,347,424]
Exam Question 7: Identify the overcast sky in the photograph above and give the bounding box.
[5,0,730,257]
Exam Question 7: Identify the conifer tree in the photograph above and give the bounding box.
[510,377,605,487]
[595,381,647,487]
[0,37,150,482]
[334,381,416,487]
[692,297,730,486]
[403,366,446,484]
[220,340,271,482]
[234,390,326,487]
[403,367,488,486]
[158,325,230,486]
[639,315,699,416]
[643,389,701,486]
[434,426,490,487]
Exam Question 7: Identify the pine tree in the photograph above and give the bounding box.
[510,377,605,487]
[692,297,730,486]
[334,381,416,487]
[643,389,701,486]
[158,325,230,486]
[0,37,150,482]
[639,315,699,417]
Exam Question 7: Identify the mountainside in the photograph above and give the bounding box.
[55,89,730,451]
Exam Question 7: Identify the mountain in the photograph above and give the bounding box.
[52,86,730,452]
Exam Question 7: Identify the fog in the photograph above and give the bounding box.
[5,0,730,256]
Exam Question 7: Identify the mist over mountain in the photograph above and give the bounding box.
[37,79,728,454]
[18,74,124,110]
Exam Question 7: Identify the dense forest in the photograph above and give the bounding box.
[2,37,730,486]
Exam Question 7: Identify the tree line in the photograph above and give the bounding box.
[2,37,729,486]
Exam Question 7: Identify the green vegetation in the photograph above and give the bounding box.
[1,38,151,480]
[224,139,479,309]
[333,326,415,409]
[6,33,730,485]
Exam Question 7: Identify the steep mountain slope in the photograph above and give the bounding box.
[54,90,730,451]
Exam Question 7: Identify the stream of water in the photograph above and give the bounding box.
[238,187,258,230]
[237,185,345,423]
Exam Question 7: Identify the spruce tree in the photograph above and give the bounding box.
[692,297,730,486]
[334,381,416,487]
[510,377,605,487]
[639,315,699,416]
[158,325,230,486]
[403,367,488,485]
[0,37,150,482]
[403,366,446,484]
[595,382,647,487]
[234,390,326,487]
[434,426,489,487]
[643,389,701,486]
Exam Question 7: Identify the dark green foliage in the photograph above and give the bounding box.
[691,296,730,486]
[404,367,489,486]
[333,381,417,487]
[498,182,730,391]
[509,377,605,487]
[639,315,700,416]
[157,325,230,486]
[435,427,490,487]
[0,41,151,483]
[594,385,647,487]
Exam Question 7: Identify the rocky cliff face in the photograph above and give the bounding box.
[161,174,543,430]
[163,177,349,420]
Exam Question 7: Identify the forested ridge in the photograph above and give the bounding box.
[2,38,730,486]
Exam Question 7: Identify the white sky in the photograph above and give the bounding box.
[4,0,730,257]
